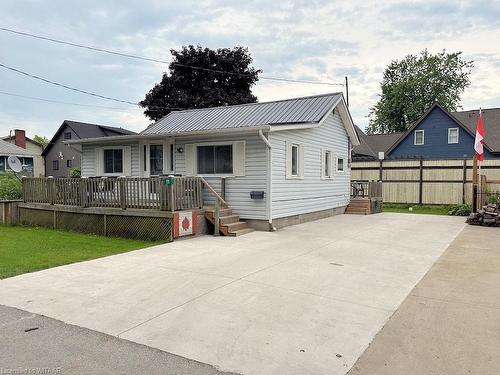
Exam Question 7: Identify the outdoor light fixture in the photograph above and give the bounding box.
[177,147,184,153]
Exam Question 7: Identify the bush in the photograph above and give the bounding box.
[69,167,81,178]
[448,203,472,216]
[0,172,22,200]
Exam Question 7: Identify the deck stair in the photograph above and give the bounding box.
[204,206,254,236]
[345,197,371,215]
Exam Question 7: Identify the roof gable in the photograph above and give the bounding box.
[42,120,136,156]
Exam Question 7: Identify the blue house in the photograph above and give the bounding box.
[353,104,500,160]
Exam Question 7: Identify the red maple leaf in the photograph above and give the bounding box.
[182,216,191,231]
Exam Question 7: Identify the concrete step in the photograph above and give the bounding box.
[228,228,254,237]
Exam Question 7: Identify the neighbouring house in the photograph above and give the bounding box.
[0,138,40,176]
[353,103,500,160]
[67,93,359,230]
[1,129,44,176]
[42,120,136,177]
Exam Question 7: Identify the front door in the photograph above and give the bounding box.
[150,144,163,175]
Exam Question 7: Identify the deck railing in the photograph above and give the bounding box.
[351,180,382,199]
[22,176,204,211]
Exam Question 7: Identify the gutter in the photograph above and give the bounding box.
[258,129,275,231]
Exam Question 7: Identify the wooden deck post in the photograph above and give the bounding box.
[80,178,87,208]
[48,177,55,205]
[119,177,126,210]
[214,199,220,236]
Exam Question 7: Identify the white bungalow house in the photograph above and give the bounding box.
[68,93,360,231]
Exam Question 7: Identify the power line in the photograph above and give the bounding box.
[0,26,344,87]
[0,62,185,111]
[0,90,132,110]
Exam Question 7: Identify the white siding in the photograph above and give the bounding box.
[270,110,351,219]
[175,134,267,220]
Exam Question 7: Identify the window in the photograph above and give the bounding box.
[414,130,425,145]
[149,145,164,175]
[291,144,299,176]
[197,145,233,174]
[143,145,147,172]
[22,158,33,167]
[337,157,345,172]
[53,160,59,170]
[67,159,72,168]
[0,156,5,172]
[448,128,459,144]
[323,150,332,178]
[170,144,175,172]
[64,132,72,140]
[104,149,123,174]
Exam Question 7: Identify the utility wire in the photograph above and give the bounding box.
[0,26,344,87]
[0,62,185,111]
[0,90,132,110]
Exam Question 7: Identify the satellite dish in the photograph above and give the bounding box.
[7,155,23,173]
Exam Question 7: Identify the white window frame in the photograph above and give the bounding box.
[321,149,333,179]
[138,140,172,177]
[184,141,246,177]
[96,145,131,176]
[414,130,425,146]
[336,156,346,173]
[286,141,304,179]
[448,128,459,144]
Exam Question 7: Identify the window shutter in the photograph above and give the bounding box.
[285,141,292,178]
[233,141,246,176]
[123,146,132,176]
[185,144,196,175]
[95,148,103,176]
[299,144,305,178]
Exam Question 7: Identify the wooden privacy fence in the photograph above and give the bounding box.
[22,176,204,211]
[351,159,500,205]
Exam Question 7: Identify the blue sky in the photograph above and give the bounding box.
[1,0,499,138]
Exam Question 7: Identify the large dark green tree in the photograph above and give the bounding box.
[367,50,474,134]
[140,45,261,121]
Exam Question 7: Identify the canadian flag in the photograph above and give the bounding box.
[474,109,485,161]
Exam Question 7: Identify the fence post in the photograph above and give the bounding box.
[379,160,383,181]
[80,178,87,208]
[119,177,126,210]
[462,158,467,204]
[221,177,226,200]
[48,176,55,205]
[168,182,175,212]
[418,158,423,205]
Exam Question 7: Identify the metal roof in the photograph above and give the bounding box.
[0,139,37,156]
[141,93,343,135]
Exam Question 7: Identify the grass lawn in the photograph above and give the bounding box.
[383,204,451,215]
[0,225,161,279]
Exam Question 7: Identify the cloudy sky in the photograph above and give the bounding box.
[1,0,499,138]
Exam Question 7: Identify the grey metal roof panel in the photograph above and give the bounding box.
[141,93,342,135]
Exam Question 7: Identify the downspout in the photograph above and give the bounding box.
[258,129,275,231]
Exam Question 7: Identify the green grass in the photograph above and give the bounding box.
[0,225,161,279]
[383,204,451,215]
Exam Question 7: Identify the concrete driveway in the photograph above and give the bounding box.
[0,213,465,375]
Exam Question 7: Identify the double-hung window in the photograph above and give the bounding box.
[448,128,459,144]
[414,130,425,145]
[104,149,123,174]
[197,145,233,174]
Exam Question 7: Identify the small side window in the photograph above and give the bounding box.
[291,144,299,177]
[53,160,59,170]
[66,159,72,168]
[64,132,72,140]
[414,130,425,145]
[448,128,459,144]
[337,157,345,172]
[323,150,332,178]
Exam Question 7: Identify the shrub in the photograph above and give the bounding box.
[448,203,472,216]
[69,167,81,178]
[0,172,22,200]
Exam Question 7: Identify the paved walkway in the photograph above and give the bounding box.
[0,213,465,375]
[348,224,500,375]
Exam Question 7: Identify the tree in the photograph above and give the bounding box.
[367,50,474,134]
[140,45,261,121]
[33,135,49,148]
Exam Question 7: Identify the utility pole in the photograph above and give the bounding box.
[345,76,349,108]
